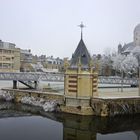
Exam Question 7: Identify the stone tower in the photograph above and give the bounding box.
[118,43,122,54]
[134,24,140,46]
[62,23,98,115]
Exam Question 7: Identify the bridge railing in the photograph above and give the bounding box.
[0,72,138,85]
[0,72,42,81]
[98,76,138,85]
[40,73,64,81]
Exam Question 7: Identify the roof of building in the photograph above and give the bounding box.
[122,42,135,54]
[70,38,91,68]
[20,49,31,54]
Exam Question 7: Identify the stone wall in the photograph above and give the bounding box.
[91,98,140,117]
[2,88,64,105]
[2,89,140,116]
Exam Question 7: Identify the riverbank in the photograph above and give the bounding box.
[1,87,140,117]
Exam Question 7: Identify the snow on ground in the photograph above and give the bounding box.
[0,89,58,112]
[21,96,57,112]
[96,96,140,99]
[98,87,139,98]
[0,90,14,101]
[98,83,131,88]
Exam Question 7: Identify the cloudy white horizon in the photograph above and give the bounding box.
[0,0,140,58]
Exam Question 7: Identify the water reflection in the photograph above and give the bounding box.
[59,113,140,140]
[0,101,140,140]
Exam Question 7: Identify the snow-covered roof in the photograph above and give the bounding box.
[119,24,140,55]
[121,42,135,54]
[20,49,31,54]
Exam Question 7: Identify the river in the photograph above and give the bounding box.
[0,102,139,140]
[0,81,140,140]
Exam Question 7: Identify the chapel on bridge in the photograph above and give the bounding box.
[62,22,98,115]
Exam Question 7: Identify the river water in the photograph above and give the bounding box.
[0,102,140,140]
[0,102,139,140]
[0,81,140,140]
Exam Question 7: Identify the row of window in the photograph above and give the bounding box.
[0,56,14,61]
[47,65,60,69]
[0,49,14,54]
[0,63,14,69]
[47,61,62,65]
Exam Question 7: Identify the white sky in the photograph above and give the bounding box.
[0,0,140,58]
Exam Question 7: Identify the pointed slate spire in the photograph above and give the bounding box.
[70,22,91,69]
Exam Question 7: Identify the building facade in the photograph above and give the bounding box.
[20,49,33,72]
[45,56,63,71]
[0,40,20,72]
[31,55,64,72]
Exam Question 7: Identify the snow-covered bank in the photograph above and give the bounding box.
[21,96,58,112]
[0,90,14,101]
[0,90,59,112]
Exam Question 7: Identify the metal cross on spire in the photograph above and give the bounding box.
[78,22,85,39]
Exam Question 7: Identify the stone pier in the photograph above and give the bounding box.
[1,88,140,116]
[91,97,140,117]
[2,88,64,105]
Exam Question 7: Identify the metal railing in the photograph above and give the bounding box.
[0,72,138,85]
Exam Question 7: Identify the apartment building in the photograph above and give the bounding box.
[20,49,33,72]
[0,40,20,72]
[46,56,63,71]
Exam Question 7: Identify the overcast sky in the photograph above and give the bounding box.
[0,0,140,58]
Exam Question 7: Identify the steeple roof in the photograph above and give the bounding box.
[70,38,91,69]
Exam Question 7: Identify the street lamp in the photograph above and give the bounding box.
[137,55,140,96]
[135,54,140,96]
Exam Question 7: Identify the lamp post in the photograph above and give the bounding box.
[121,70,124,92]
[138,55,140,96]
[135,54,140,96]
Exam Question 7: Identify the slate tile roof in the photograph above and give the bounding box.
[70,38,91,69]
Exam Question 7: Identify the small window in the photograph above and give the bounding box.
[82,54,86,57]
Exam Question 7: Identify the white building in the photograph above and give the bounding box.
[20,49,32,63]
[118,24,140,55]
